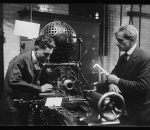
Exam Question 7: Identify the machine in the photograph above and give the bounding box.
[14,19,125,126]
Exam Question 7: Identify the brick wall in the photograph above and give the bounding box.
[102,4,150,76]
[3,3,69,76]
[3,4,150,80]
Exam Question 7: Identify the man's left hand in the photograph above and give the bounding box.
[107,74,120,85]
[108,84,122,93]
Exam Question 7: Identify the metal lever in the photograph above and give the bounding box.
[93,63,109,76]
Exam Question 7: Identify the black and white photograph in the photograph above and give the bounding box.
[0,2,150,127]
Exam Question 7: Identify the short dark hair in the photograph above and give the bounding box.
[34,34,55,49]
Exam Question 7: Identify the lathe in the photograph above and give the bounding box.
[14,62,125,126]
[13,19,125,126]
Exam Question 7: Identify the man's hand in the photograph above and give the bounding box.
[41,84,53,92]
[107,74,120,85]
[108,84,122,93]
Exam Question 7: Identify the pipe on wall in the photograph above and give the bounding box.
[0,4,4,97]
[139,4,142,47]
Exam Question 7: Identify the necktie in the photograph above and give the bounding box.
[38,62,43,68]
[122,53,128,63]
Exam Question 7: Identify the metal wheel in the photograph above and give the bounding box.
[98,92,125,121]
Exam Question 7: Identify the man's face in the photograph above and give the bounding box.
[36,46,54,62]
[115,31,132,52]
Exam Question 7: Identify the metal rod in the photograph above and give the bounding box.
[93,63,109,76]
[30,4,32,22]
[120,4,122,26]
[100,4,106,82]
[139,4,142,47]
[119,4,123,57]
[129,4,133,25]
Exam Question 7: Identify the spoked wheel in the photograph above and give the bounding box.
[98,92,125,121]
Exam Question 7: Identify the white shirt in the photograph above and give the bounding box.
[32,50,41,70]
[32,50,37,63]
[126,44,137,60]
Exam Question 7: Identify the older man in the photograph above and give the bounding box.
[107,25,150,126]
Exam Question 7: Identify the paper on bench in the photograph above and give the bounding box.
[45,97,62,107]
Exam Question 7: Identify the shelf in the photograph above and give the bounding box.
[17,9,100,24]
[127,11,150,19]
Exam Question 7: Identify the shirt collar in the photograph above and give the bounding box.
[32,50,38,64]
[126,44,137,55]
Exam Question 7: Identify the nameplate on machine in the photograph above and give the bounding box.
[45,97,62,107]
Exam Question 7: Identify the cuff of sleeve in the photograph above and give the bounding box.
[118,78,126,92]
[32,84,41,92]
[116,78,120,85]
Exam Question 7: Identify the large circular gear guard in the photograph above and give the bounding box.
[40,20,76,38]
[40,20,78,63]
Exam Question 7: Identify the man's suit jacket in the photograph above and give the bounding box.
[112,46,150,125]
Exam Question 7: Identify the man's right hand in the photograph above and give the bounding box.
[108,84,122,93]
[41,84,53,92]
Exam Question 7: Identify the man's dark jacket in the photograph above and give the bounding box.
[112,46,150,125]
[0,51,43,125]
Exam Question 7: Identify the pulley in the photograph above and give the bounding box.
[84,90,125,121]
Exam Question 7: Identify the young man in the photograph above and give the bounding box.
[107,25,150,126]
[0,34,56,125]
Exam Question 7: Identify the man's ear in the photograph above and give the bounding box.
[34,45,40,51]
[34,47,38,51]
[130,38,135,43]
